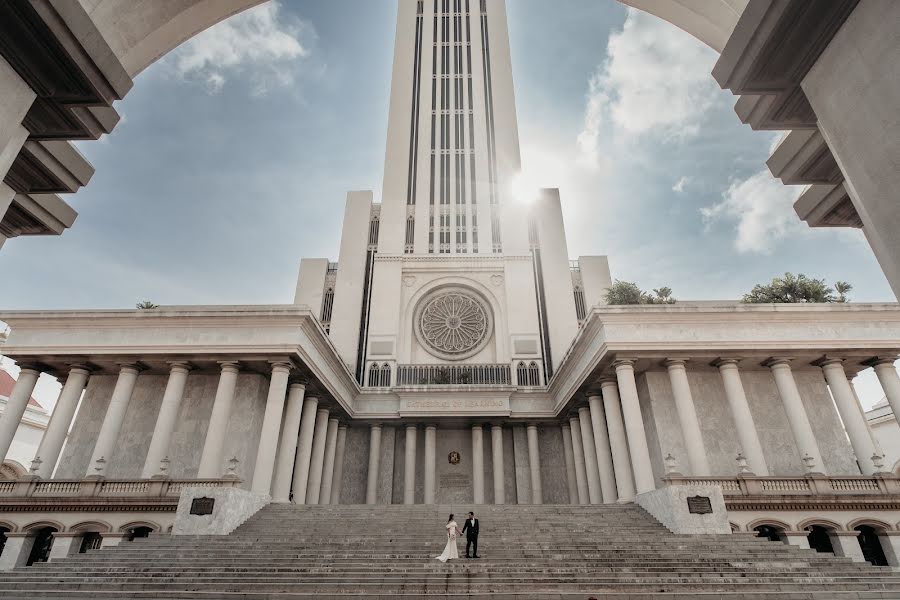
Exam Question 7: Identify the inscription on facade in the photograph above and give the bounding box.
[439,473,470,489]
[686,496,713,514]
[404,398,505,410]
[189,497,215,516]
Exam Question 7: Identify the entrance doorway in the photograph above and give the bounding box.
[806,525,835,554]
[855,525,889,566]
[25,528,56,566]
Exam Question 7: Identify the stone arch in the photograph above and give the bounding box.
[0,460,26,480]
[22,520,64,533]
[728,521,740,533]
[70,520,112,533]
[0,520,17,533]
[891,458,900,475]
[746,518,792,533]
[619,0,747,53]
[796,518,842,532]
[847,518,893,533]
[86,0,267,77]
[118,520,160,533]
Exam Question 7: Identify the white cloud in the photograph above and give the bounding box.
[700,169,804,254]
[577,8,720,167]
[672,176,691,193]
[168,2,313,95]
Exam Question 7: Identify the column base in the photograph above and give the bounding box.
[0,534,32,571]
[830,531,867,563]
[783,532,811,549]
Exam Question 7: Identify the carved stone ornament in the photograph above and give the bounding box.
[448,451,461,465]
[415,287,493,360]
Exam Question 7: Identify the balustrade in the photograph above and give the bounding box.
[396,363,510,386]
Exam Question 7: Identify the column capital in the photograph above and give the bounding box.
[405,423,419,431]
[711,357,741,369]
[763,357,794,369]
[526,423,539,431]
[166,361,192,373]
[560,422,571,430]
[598,377,618,389]
[577,406,591,416]
[613,358,636,370]
[65,363,93,376]
[289,382,307,392]
[328,416,340,424]
[14,364,43,376]
[812,356,845,369]
[370,422,383,430]
[115,363,143,375]
[663,358,688,369]
[268,360,293,374]
[864,355,900,368]
[585,390,604,400]
[217,360,240,373]
[337,423,349,431]
[470,423,483,431]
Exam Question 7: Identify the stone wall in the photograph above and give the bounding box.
[638,368,859,483]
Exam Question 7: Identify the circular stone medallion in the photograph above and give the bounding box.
[415,288,492,360]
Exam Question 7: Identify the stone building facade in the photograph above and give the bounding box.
[1,0,900,570]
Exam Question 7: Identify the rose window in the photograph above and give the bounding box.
[417,291,490,358]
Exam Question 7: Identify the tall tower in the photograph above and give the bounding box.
[379,0,523,256]
[295,0,611,387]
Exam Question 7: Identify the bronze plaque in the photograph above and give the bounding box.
[687,496,713,514]
[448,451,461,465]
[189,497,215,515]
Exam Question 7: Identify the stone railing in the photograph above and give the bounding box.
[396,363,511,386]
[663,474,900,496]
[0,477,241,499]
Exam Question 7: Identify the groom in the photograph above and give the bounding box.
[462,511,479,558]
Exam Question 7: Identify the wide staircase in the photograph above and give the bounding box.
[1,504,900,599]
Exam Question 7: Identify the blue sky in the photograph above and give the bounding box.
[0,0,895,406]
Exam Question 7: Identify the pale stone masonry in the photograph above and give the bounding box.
[2,0,900,570]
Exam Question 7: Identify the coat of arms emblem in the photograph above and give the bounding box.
[448,451,461,465]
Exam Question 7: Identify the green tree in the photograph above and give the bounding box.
[605,280,676,305]
[741,273,851,304]
[604,280,644,305]
[834,281,853,303]
[136,301,159,309]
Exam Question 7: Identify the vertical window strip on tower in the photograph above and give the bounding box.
[528,214,553,381]
[480,0,501,252]
[407,2,424,207]
[355,211,380,384]
[428,0,438,253]
[574,286,586,323]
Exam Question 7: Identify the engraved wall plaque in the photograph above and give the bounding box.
[189,497,215,515]
[686,495,713,514]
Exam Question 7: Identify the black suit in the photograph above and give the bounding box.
[461,518,479,557]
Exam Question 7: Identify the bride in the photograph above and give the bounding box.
[435,514,464,562]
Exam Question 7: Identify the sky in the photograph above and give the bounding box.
[0,0,895,409]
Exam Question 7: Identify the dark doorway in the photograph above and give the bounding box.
[855,526,889,566]
[753,525,784,542]
[79,532,102,553]
[126,526,152,541]
[0,527,9,556]
[806,525,835,554]
[25,528,56,566]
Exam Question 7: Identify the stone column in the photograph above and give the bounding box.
[872,359,900,428]
[768,358,825,472]
[491,425,505,504]
[47,533,79,561]
[0,366,41,463]
[271,384,306,502]
[365,424,382,504]
[568,416,589,504]
[715,359,769,476]
[0,533,31,570]
[424,425,437,504]
[305,407,331,504]
[319,418,340,504]
[879,532,900,567]
[821,360,877,474]
[614,360,655,495]
[140,362,189,478]
[197,362,240,478]
[37,365,89,478]
[330,424,348,504]
[250,362,292,494]
[830,531,867,563]
[783,532,811,549]
[291,395,320,503]
[87,364,140,477]
[471,425,485,504]
[526,424,542,504]
[577,406,602,504]
[560,423,579,504]
[600,380,636,503]
[849,374,883,455]
[403,425,418,504]
[665,360,711,476]
[587,395,617,503]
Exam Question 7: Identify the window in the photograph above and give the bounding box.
[516,361,541,386]
[574,286,586,322]
[405,216,415,254]
[320,287,335,324]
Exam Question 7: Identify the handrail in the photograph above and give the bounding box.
[396,363,511,386]
[662,474,900,496]
[0,477,241,499]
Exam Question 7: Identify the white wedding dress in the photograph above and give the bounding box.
[435,520,460,562]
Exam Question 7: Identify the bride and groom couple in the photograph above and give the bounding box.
[435,511,479,562]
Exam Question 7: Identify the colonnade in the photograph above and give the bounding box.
[0,355,899,505]
[0,360,350,505]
